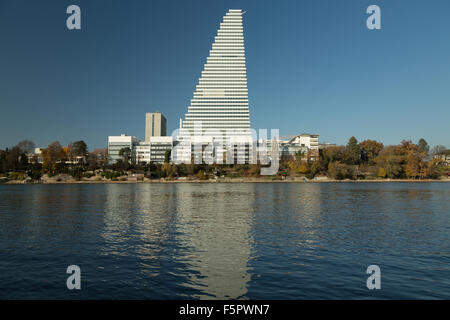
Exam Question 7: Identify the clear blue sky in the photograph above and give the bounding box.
[1,0,449,150]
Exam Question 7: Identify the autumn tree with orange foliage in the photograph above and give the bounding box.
[41,141,67,173]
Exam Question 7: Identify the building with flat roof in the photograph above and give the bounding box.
[108,134,140,163]
[256,134,320,162]
[289,134,320,151]
[136,136,173,164]
[26,147,43,164]
[145,112,167,142]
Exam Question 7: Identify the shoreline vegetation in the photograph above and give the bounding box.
[1,137,449,185]
[3,176,450,185]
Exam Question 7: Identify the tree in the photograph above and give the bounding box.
[294,150,305,161]
[164,149,171,163]
[396,140,417,157]
[197,170,207,180]
[360,139,383,164]
[320,145,345,169]
[119,147,131,163]
[327,161,349,180]
[0,149,7,173]
[86,152,99,170]
[375,146,403,178]
[16,140,35,154]
[5,146,22,171]
[297,161,310,174]
[417,138,430,155]
[377,167,387,178]
[161,162,177,178]
[344,136,361,165]
[425,161,440,179]
[69,140,88,158]
[248,164,261,177]
[405,151,422,179]
[42,141,66,173]
[310,161,323,177]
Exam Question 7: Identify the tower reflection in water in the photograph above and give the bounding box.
[174,184,255,299]
[102,183,254,299]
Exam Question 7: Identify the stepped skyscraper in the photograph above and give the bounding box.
[180,9,250,135]
[174,9,253,164]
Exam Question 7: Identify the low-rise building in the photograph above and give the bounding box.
[433,150,450,166]
[108,134,173,165]
[135,143,151,164]
[319,142,336,149]
[26,147,43,164]
[255,133,320,162]
[148,136,173,163]
[289,134,319,151]
[91,148,107,163]
[135,136,173,164]
[107,134,140,163]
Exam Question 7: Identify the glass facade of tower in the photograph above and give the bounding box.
[181,9,250,135]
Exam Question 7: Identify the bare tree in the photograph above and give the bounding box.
[16,140,35,154]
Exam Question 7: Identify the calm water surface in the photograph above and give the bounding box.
[0,182,449,299]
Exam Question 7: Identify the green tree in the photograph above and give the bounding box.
[319,145,345,169]
[119,147,131,163]
[164,149,171,163]
[375,146,403,178]
[417,138,430,155]
[70,140,88,157]
[344,136,361,165]
[310,161,323,177]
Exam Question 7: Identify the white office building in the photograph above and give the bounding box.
[175,9,252,164]
[108,134,140,163]
[136,136,174,164]
[289,134,320,151]
[257,134,320,161]
[135,143,151,164]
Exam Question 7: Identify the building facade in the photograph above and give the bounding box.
[108,134,140,163]
[256,134,320,161]
[136,137,173,164]
[175,9,252,164]
[145,112,167,142]
[289,134,320,151]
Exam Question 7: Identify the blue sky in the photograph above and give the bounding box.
[0,0,449,150]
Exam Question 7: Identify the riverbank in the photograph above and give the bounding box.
[3,176,450,184]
